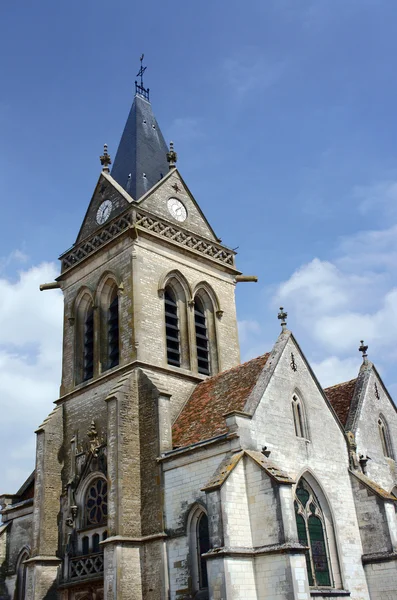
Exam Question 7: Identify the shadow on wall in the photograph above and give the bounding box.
[0,557,10,600]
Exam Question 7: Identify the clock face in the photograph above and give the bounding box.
[96,200,113,225]
[167,198,187,222]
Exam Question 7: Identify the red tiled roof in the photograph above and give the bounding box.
[325,378,357,426]
[172,354,270,448]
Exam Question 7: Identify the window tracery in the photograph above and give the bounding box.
[294,479,332,587]
[85,478,108,526]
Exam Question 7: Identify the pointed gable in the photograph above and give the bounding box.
[172,354,270,448]
[138,168,219,242]
[325,378,357,426]
[111,93,169,200]
[75,172,133,243]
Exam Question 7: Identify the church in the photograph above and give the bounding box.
[1,66,397,600]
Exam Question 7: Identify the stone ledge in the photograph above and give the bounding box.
[203,542,307,559]
[101,532,167,546]
[310,590,350,597]
[24,556,62,565]
[362,550,397,564]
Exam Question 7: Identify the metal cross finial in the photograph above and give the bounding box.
[278,307,288,331]
[99,144,112,172]
[359,340,368,361]
[167,141,178,169]
[137,53,147,87]
[135,54,150,100]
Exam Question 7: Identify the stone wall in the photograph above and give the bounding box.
[364,560,397,600]
[355,370,397,493]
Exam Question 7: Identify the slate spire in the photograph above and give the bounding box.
[111,60,169,200]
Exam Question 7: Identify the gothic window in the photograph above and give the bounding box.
[378,416,393,459]
[83,307,94,381]
[75,292,95,384]
[292,395,308,439]
[85,478,108,526]
[189,506,210,597]
[197,513,210,590]
[194,297,210,375]
[82,536,89,555]
[193,288,219,376]
[15,549,29,600]
[165,286,181,367]
[92,533,100,553]
[107,291,119,370]
[295,479,332,587]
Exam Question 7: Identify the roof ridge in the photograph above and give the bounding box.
[196,352,270,386]
[324,377,357,391]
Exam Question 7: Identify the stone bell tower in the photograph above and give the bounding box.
[27,61,243,600]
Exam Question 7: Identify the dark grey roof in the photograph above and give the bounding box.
[111,93,169,200]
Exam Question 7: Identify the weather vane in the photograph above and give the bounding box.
[135,54,149,100]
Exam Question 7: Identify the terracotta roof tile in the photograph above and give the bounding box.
[172,354,270,448]
[324,378,357,426]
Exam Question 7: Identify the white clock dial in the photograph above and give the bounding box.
[96,200,113,225]
[167,198,187,222]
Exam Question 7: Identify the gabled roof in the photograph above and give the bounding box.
[325,378,357,426]
[172,354,270,448]
[201,450,295,492]
[111,93,169,200]
[350,469,397,501]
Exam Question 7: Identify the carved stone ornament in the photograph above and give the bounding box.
[347,431,359,470]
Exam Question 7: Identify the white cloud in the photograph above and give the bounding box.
[270,216,397,394]
[354,179,397,217]
[0,260,63,493]
[311,356,360,388]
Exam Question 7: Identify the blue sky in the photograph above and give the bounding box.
[2,0,397,491]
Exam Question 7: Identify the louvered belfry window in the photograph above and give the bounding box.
[165,287,181,367]
[194,297,210,375]
[83,308,94,381]
[108,295,119,369]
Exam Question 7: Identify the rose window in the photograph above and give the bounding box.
[85,479,108,525]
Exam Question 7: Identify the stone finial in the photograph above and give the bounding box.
[359,340,368,363]
[100,144,112,172]
[278,307,288,331]
[167,141,177,169]
[87,420,99,452]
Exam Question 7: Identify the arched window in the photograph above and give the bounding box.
[15,549,29,600]
[197,512,210,590]
[75,292,95,384]
[165,286,180,367]
[194,297,210,375]
[292,395,308,439]
[378,416,393,459]
[107,289,119,370]
[189,506,210,597]
[82,535,89,555]
[83,306,94,381]
[85,478,108,527]
[295,479,332,587]
[193,288,219,376]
